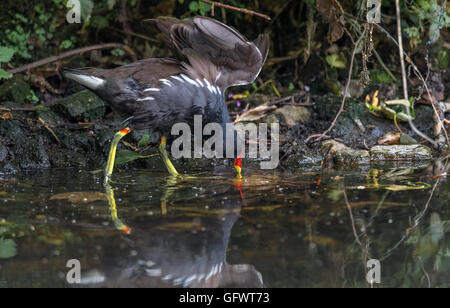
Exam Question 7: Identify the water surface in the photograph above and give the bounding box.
[0,163,449,288]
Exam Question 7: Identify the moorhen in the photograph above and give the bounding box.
[63,16,269,184]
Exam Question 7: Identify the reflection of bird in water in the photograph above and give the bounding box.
[80,180,263,288]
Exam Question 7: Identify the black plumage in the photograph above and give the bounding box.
[63,16,269,180]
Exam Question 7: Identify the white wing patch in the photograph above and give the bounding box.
[137,97,155,101]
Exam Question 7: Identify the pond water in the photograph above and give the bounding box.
[0,161,449,288]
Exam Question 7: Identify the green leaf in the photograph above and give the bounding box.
[107,0,116,10]
[79,0,94,22]
[189,1,199,12]
[326,53,346,69]
[0,47,15,63]
[0,69,12,80]
[370,70,393,84]
[114,150,153,166]
[0,238,16,259]
[437,49,449,69]
[199,2,211,15]
[288,82,295,91]
[138,134,150,148]
[60,40,74,50]
[111,48,125,57]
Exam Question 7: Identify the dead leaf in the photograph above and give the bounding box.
[0,112,12,120]
[384,184,429,192]
[50,192,107,203]
[378,132,401,145]
[316,0,345,43]
[234,104,277,124]
[306,235,338,247]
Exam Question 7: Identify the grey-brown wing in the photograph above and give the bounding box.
[146,16,269,89]
[81,58,183,87]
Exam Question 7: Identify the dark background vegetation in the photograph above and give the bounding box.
[1,0,449,98]
[0,0,449,171]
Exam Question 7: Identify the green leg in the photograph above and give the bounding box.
[105,184,131,234]
[158,136,180,177]
[104,128,131,185]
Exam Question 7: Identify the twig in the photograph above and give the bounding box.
[375,15,447,147]
[7,43,137,75]
[344,13,397,82]
[308,24,368,143]
[107,27,159,43]
[265,49,303,66]
[267,93,310,107]
[0,106,36,112]
[199,0,271,21]
[395,0,408,101]
[38,117,61,144]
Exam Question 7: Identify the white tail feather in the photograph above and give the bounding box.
[64,72,105,90]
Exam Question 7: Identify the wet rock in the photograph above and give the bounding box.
[370,145,432,161]
[0,141,8,162]
[289,93,435,151]
[321,140,370,167]
[263,105,310,128]
[281,138,324,168]
[49,148,89,168]
[37,107,62,126]
[51,90,105,122]
[399,134,418,145]
[344,79,365,98]
[0,74,32,104]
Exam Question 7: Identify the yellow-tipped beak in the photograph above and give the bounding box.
[234,158,242,179]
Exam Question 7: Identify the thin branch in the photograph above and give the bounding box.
[38,117,61,145]
[374,24,448,147]
[199,0,271,21]
[395,0,408,100]
[7,43,137,75]
[308,24,368,143]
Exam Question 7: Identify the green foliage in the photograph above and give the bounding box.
[107,0,116,10]
[0,0,121,66]
[437,49,449,69]
[111,48,125,57]
[187,1,212,16]
[0,47,15,80]
[114,150,153,166]
[60,38,75,50]
[326,53,346,69]
[0,47,15,63]
[138,134,150,148]
[405,0,450,47]
[79,0,94,23]
[369,70,395,84]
